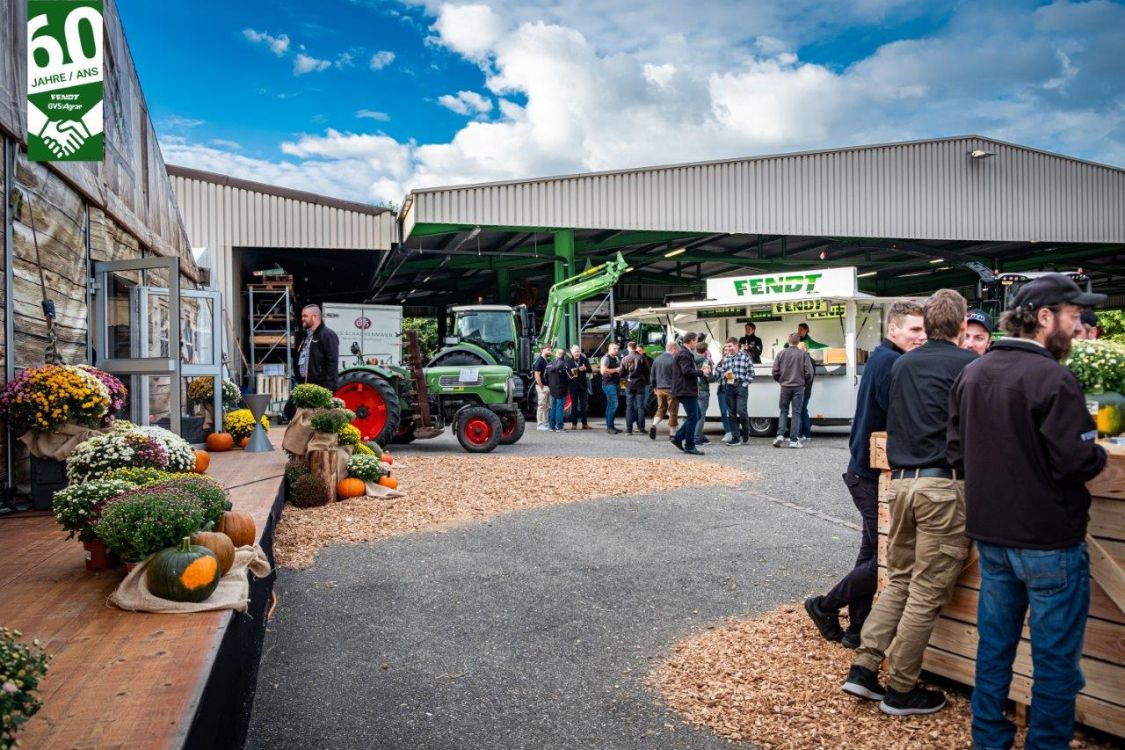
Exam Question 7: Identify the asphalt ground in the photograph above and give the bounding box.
[247,420,864,750]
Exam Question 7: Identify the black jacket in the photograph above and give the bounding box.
[848,339,904,480]
[671,345,704,399]
[545,359,572,398]
[296,322,340,391]
[948,338,1107,549]
[886,340,977,469]
[621,352,651,393]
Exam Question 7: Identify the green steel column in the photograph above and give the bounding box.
[496,268,511,305]
[554,229,576,348]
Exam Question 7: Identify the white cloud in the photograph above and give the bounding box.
[370,50,396,69]
[294,52,332,75]
[335,52,355,69]
[210,138,243,150]
[159,115,204,131]
[437,90,493,116]
[243,28,290,56]
[356,109,391,121]
[167,1,1125,208]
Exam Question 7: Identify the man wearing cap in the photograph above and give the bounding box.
[842,289,977,716]
[962,309,993,356]
[949,273,1107,750]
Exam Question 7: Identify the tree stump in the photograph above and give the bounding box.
[309,449,338,503]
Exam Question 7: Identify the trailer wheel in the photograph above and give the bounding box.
[748,417,777,438]
[455,406,502,453]
[499,410,525,445]
[335,371,402,447]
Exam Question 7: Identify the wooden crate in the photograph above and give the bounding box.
[873,434,1125,739]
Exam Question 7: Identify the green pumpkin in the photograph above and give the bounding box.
[145,537,221,603]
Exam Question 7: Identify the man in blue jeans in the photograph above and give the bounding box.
[599,343,622,434]
[670,332,710,455]
[948,273,1107,750]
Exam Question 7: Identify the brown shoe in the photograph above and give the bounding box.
[581,424,591,430]
[569,424,578,430]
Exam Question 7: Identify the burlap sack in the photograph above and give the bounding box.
[363,480,405,499]
[281,408,317,455]
[307,430,338,452]
[19,423,109,461]
[108,545,272,614]
[336,445,354,477]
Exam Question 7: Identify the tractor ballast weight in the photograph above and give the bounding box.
[335,330,524,453]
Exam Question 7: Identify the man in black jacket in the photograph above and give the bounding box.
[671,332,710,455]
[842,290,977,717]
[296,304,340,391]
[620,342,651,435]
[948,274,1107,750]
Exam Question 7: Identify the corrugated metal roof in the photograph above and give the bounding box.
[403,136,1125,244]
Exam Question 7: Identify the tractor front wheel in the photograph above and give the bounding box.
[455,406,502,453]
[499,410,525,445]
[335,370,402,447]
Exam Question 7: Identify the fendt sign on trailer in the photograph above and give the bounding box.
[707,267,857,305]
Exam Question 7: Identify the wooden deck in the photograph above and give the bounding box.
[0,433,287,749]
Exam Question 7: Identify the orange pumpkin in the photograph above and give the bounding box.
[239,436,249,448]
[193,449,210,473]
[337,477,366,498]
[378,475,399,490]
[380,454,393,465]
[190,531,235,575]
[215,510,256,547]
[206,432,235,452]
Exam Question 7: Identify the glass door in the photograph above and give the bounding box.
[93,257,182,434]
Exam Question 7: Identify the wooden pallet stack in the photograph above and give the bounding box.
[872,432,1124,739]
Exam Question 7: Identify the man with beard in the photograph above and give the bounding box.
[962,309,993,356]
[948,274,1107,749]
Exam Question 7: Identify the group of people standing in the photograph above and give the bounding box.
[802,274,1107,750]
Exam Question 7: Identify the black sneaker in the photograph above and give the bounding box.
[842,665,885,701]
[841,630,861,649]
[671,438,684,451]
[648,426,656,440]
[803,596,843,642]
[879,686,946,716]
[683,447,704,455]
[607,427,621,434]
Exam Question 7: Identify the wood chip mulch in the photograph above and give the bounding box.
[650,604,1115,750]
[274,455,756,569]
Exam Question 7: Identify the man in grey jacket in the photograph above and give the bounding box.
[771,333,814,448]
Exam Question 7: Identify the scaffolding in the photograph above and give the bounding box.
[247,283,293,414]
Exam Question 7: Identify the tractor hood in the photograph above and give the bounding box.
[425,364,515,398]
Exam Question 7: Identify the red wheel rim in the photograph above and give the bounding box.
[335,382,387,441]
[463,417,493,445]
[500,414,517,438]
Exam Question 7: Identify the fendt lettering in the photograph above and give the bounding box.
[732,272,823,297]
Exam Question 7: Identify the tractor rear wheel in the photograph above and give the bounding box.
[335,370,402,447]
[499,410,525,445]
[455,406,502,453]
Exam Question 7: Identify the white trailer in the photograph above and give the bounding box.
[322,303,402,370]
[619,267,923,437]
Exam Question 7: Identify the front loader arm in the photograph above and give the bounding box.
[537,252,628,347]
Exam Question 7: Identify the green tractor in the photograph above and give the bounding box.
[335,331,525,453]
[427,253,630,417]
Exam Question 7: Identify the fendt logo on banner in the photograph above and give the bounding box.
[27,0,104,162]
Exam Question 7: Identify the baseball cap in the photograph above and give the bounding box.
[1010,273,1106,310]
[966,309,993,332]
[1080,309,1099,327]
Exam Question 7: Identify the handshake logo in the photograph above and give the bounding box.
[27,1,105,162]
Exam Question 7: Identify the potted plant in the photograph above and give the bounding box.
[65,424,195,482]
[1066,339,1125,436]
[94,488,208,569]
[0,628,51,749]
[0,364,124,509]
[51,478,136,570]
[186,377,242,440]
[223,408,270,447]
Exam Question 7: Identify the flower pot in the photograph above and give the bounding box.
[30,455,68,511]
[82,539,120,571]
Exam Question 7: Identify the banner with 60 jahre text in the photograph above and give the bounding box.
[27,0,104,162]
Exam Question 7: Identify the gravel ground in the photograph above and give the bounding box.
[247,420,865,750]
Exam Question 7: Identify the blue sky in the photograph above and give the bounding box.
[118,0,1125,206]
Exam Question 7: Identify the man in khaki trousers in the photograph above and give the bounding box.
[842,289,978,716]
